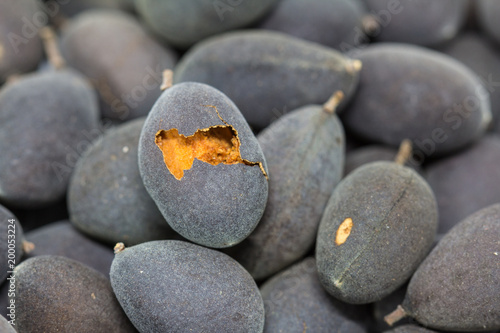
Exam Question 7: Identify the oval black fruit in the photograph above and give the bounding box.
[69,118,176,246]
[135,0,280,48]
[60,10,177,121]
[14,255,137,332]
[0,70,100,209]
[25,221,115,277]
[139,82,268,248]
[174,30,361,129]
[227,98,344,280]
[258,0,367,50]
[316,161,438,304]
[110,240,265,333]
[363,0,468,46]
[261,257,367,333]
[341,43,492,157]
[385,203,500,331]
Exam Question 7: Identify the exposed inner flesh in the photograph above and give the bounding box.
[155,126,256,180]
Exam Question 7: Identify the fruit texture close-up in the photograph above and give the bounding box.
[0,1,499,332]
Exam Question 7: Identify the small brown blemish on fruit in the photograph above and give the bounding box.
[91,293,96,300]
[155,105,268,180]
[0,43,4,62]
[335,218,353,245]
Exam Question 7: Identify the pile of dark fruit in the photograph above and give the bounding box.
[0,0,499,332]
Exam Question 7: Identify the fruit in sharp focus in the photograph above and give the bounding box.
[226,95,345,280]
[139,82,268,248]
[110,240,265,333]
[316,160,438,304]
[14,255,137,332]
[68,118,176,246]
[385,203,500,331]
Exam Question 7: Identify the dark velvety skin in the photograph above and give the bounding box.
[226,105,344,280]
[174,31,361,130]
[439,32,500,132]
[344,145,421,177]
[363,0,468,47]
[261,258,368,333]
[425,135,500,236]
[384,325,438,333]
[258,0,367,51]
[317,161,438,304]
[24,221,114,277]
[135,0,280,49]
[14,256,137,333]
[110,240,265,333]
[477,0,500,45]
[400,204,500,331]
[0,315,15,333]
[60,10,177,122]
[0,0,44,83]
[341,44,492,158]
[0,70,99,209]
[139,82,268,248]
[0,205,24,283]
[69,118,176,246]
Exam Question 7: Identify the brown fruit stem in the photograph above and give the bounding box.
[395,139,412,165]
[114,242,126,254]
[346,59,363,75]
[39,26,66,70]
[160,69,173,91]
[22,241,35,254]
[384,305,407,326]
[323,91,344,114]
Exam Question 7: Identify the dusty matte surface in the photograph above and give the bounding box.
[14,256,137,332]
[110,240,265,333]
[69,118,176,245]
[341,43,491,157]
[0,70,99,209]
[317,161,438,304]
[25,221,115,277]
[226,105,344,280]
[139,82,268,248]
[402,203,500,331]
[261,257,368,333]
[174,30,361,129]
[60,10,177,121]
